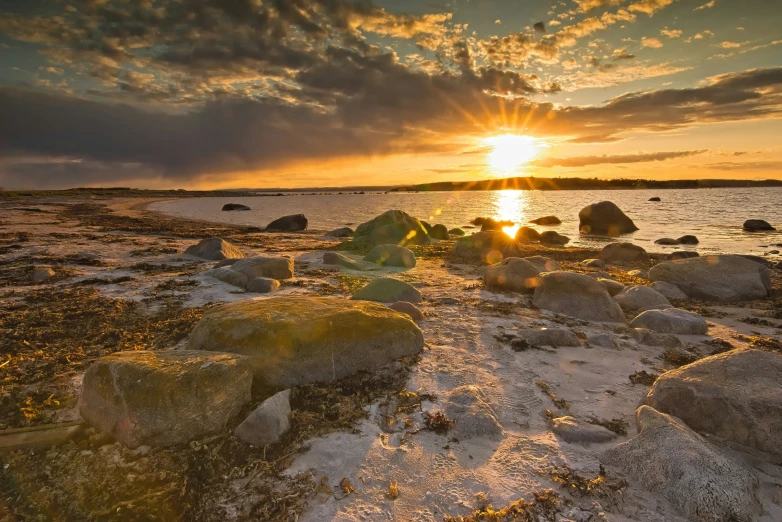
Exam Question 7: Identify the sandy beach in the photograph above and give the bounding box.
[1,193,781,522]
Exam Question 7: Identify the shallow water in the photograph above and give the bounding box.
[150,187,782,255]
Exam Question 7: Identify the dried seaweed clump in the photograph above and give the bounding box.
[443,489,561,522]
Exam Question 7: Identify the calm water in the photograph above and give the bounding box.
[150,188,782,256]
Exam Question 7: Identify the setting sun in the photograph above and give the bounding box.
[484,134,539,174]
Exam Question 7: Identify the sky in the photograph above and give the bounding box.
[0,0,781,190]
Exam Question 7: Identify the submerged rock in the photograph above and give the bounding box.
[353,210,430,246]
[266,214,308,232]
[579,201,638,235]
[444,386,503,440]
[450,231,523,264]
[613,285,670,312]
[648,197,661,202]
[362,244,416,268]
[232,255,294,280]
[351,277,422,303]
[532,271,625,323]
[234,389,291,447]
[743,219,775,231]
[184,237,244,261]
[645,348,782,458]
[188,297,424,386]
[649,254,771,302]
[222,203,251,211]
[629,308,708,335]
[79,351,252,448]
[603,406,758,522]
[601,242,649,263]
[484,257,540,293]
[529,215,561,225]
[552,417,617,444]
[654,237,679,245]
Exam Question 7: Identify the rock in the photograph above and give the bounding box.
[232,256,294,280]
[552,417,617,444]
[214,258,240,268]
[351,277,422,303]
[325,227,354,238]
[266,214,308,232]
[388,301,424,322]
[204,266,250,288]
[322,252,362,270]
[444,386,503,440]
[743,219,775,231]
[362,244,416,268]
[654,237,679,245]
[246,277,280,293]
[740,254,769,266]
[522,256,561,272]
[514,226,541,242]
[601,242,649,263]
[473,217,513,231]
[448,228,465,236]
[648,197,661,202]
[613,285,670,312]
[650,281,688,299]
[578,201,638,235]
[484,258,541,293]
[645,348,782,458]
[450,231,523,264]
[629,308,708,335]
[585,271,613,280]
[517,328,582,347]
[630,328,682,348]
[598,278,625,297]
[649,255,771,302]
[677,235,699,244]
[222,203,251,211]
[627,269,648,279]
[188,297,424,386]
[775,260,782,270]
[532,271,625,323]
[354,210,430,246]
[420,221,433,233]
[234,389,291,447]
[429,224,449,240]
[31,266,55,282]
[79,350,252,448]
[603,406,758,522]
[529,215,561,225]
[588,333,615,348]
[582,258,604,268]
[668,251,699,261]
[184,237,244,261]
[539,231,569,245]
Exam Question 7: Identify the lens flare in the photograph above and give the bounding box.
[484,134,538,174]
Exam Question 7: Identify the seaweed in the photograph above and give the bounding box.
[629,370,659,386]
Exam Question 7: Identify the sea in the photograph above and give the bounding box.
[150,187,782,256]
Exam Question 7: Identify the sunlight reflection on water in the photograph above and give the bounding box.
[492,190,528,238]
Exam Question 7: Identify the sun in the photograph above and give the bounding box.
[483,134,538,174]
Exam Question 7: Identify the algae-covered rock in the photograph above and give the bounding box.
[353,210,430,246]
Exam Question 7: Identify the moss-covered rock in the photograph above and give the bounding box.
[353,210,431,246]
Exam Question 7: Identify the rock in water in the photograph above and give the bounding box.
[429,224,449,240]
[362,244,417,268]
[450,231,523,264]
[529,215,561,225]
[539,231,570,245]
[648,254,771,302]
[603,406,758,522]
[522,256,561,272]
[515,226,541,242]
[629,308,708,335]
[222,203,251,211]
[677,234,699,244]
[231,255,294,280]
[668,251,700,261]
[578,201,639,235]
[234,389,291,446]
[532,271,625,323]
[645,348,782,458]
[484,257,540,293]
[265,214,308,232]
[654,237,679,245]
[444,386,503,440]
[79,351,252,448]
[322,252,362,270]
[648,197,661,202]
[743,219,775,231]
[353,210,430,246]
[613,285,670,311]
[448,228,465,236]
[188,297,424,387]
[351,278,422,303]
[389,301,424,322]
[245,277,280,293]
[552,417,617,444]
[185,237,244,261]
[601,242,649,263]
[325,227,354,238]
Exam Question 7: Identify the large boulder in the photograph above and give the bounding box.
[234,389,291,447]
[188,297,424,387]
[629,308,708,335]
[648,255,771,302]
[578,201,638,235]
[443,386,503,440]
[266,214,308,232]
[532,271,625,323]
[351,278,421,303]
[450,231,523,264]
[79,351,252,448]
[184,237,244,261]
[353,210,430,246]
[601,242,649,263]
[644,348,782,458]
[603,406,758,522]
[484,257,541,293]
[743,219,775,231]
[231,255,294,280]
[222,203,251,211]
[362,244,416,268]
[613,285,670,312]
[529,215,561,225]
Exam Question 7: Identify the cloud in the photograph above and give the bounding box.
[642,37,664,48]
[573,0,625,12]
[660,29,682,38]
[694,1,716,10]
[531,150,707,167]
[628,0,675,16]
[719,41,743,48]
